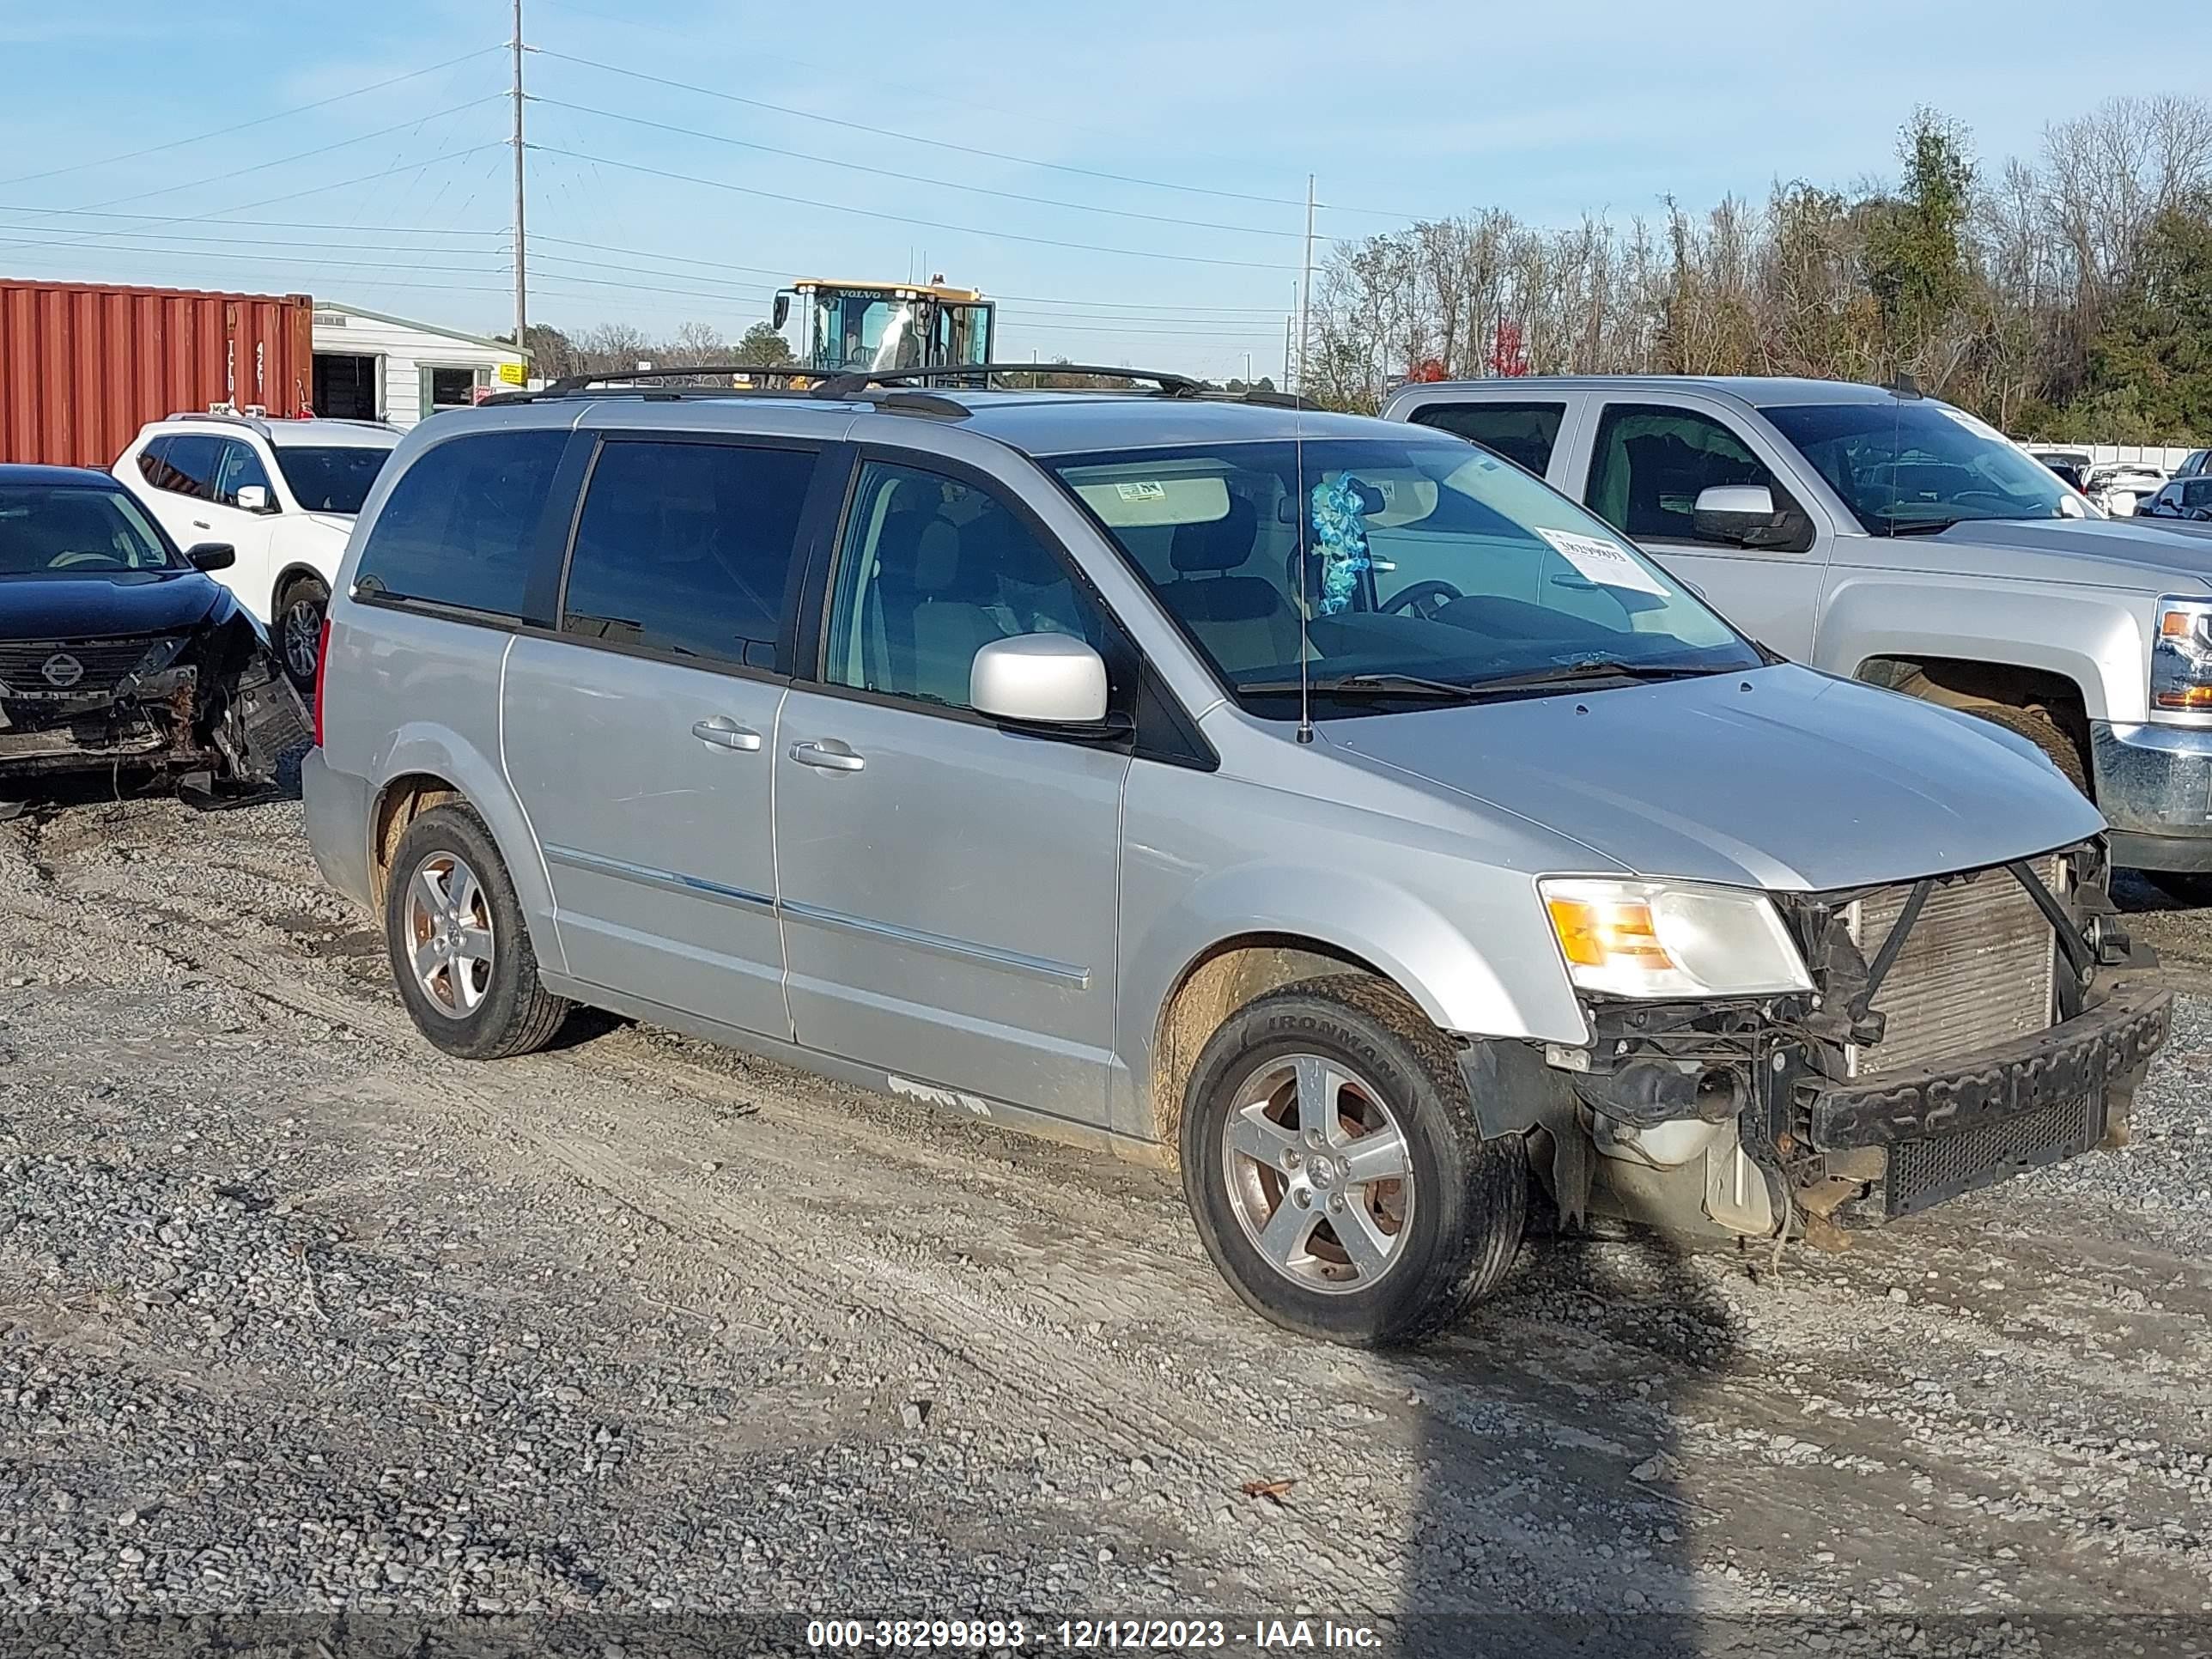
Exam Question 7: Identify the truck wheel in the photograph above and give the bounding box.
[385,804,570,1060]
[1958,702,2090,796]
[1180,974,1526,1346]
[276,575,329,694]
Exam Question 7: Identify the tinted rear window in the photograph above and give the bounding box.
[1407,401,1565,474]
[276,445,392,514]
[353,429,565,616]
[561,439,817,669]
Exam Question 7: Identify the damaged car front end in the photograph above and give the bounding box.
[1480,840,2171,1243]
[0,466,307,802]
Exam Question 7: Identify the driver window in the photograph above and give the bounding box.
[211,441,273,509]
[824,461,1108,710]
[1586,404,1779,546]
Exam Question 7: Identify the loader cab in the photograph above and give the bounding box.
[773,279,994,375]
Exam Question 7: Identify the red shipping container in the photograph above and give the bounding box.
[0,277,314,469]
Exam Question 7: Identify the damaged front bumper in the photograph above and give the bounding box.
[1465,842,2173,1237]
[1799,977,2169,1218]
[0,637,307,795]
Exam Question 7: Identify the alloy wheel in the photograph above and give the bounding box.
[403,853,495,1018]
[1220,1054,1414,1293]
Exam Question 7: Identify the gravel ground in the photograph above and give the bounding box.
[2,787,2209,1656]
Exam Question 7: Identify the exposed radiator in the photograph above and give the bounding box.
[1846,858,2060,1077]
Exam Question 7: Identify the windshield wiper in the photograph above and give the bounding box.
[1238,662,1723,702]
[1455,659,1724,695]
[1237,672,1487,700]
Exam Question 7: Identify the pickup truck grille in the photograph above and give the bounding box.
[1845,859,2060,1077]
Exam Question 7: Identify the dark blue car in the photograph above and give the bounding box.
[0,464,302,797]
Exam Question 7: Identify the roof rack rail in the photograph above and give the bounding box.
[811,362,1210,399]
[540,363,817,396]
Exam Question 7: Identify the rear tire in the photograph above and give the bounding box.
[1180,974,1526,1346]
[385,804,569,1060]
[275,575,329,694]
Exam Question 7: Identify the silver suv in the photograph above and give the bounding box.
[302,368,2171,1345]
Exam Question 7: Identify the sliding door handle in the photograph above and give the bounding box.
[690,718,763,752]
[790,738,865,773]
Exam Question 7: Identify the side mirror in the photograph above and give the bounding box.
[772,292,792,330]
[234,483,275,514]
[971,634,1109,727]
[185,542,235,571]
[1692,483,1809,550]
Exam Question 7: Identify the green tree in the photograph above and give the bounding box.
[1860,108,1975,376]
[2081,204,2212,441]
[736,320,794,365]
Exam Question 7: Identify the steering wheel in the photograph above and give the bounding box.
[1381,580,1463,621]
[50,550,122,568]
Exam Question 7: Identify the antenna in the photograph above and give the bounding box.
[1294,374,1314,744]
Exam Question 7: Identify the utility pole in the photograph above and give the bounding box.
[510,0,527,358]
[1282,310,1292,389]
[1296,173,1315,396]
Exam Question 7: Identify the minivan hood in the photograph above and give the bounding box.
[1320,663,2105,891]
[1893,516,2212,592]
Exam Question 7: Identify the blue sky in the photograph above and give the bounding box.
[2,0,2208,380]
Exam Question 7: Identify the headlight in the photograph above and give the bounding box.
[128,634,191,679]
[2152,594,2212,715]
[1540,877,1812,999]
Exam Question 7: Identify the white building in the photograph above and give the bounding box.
[310,302,528,429]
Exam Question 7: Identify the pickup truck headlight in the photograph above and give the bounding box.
[1540,878,1813,999]
[2152,595,2212,714]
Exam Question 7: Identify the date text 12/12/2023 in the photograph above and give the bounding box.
[804,1618,1385,1649]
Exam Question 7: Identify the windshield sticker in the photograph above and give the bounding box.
[1534,526,1668,596]
[1115,480,1167,502]
[1310,476,1374,615]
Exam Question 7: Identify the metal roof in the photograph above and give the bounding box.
[313,300,528,361]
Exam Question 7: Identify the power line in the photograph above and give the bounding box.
[531,99,1299,240]
[0,45,504,189]
[0,230,504,280]
[534,48,1311,210]
[0,204,503,237]
[527,146,1293,272]
[63,97,507,216]
[4,146,510,253]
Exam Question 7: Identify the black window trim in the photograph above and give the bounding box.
[348,424,578,633]
[794,441,1215,769]
[538,428,835,685]
[1587,398,1814,554]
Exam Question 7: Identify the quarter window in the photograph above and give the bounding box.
[352,428,566,617]
[139,433,221,501]
[1408,401,1565,474]
[1586,404,1782,544]
[823,461,1108,710]
[561,439,817,670]
[2185,480,2212,509]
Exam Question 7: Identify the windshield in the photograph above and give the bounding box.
[275,444,392,514]
[1050,437,1759,716]
[1763,400,2075,533]
[0,485,177,576]
[811,291,923,372]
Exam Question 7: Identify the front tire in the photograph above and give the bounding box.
[1180,975,1527,1346]
[276,575,329,694]
[384,804,570,1060]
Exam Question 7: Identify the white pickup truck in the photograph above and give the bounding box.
[1383,375,2212,890]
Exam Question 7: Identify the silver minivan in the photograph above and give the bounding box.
[302,368,2171,1346]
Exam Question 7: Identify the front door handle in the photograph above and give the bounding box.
[790,738,865,773]
[191,520,212,530]
[690,717,762,752]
